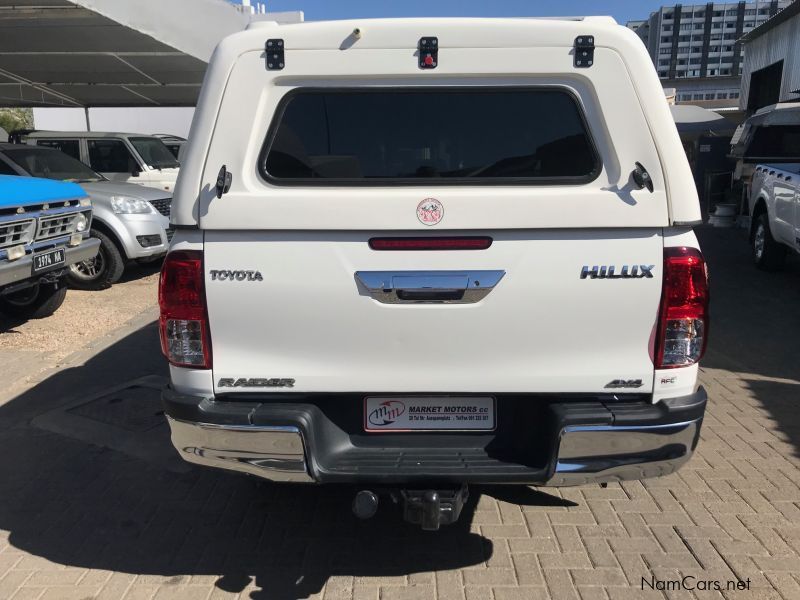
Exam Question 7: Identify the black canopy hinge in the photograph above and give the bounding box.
[419,37,438,69]
[266,39,285,70]
[215,165,233,199]
[574,35,595,68]
[632,162,654,193]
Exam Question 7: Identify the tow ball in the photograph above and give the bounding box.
[352,485,469,531]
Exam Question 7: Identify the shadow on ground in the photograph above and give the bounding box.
[114,259,162,286]
[0,322,574,599]
[696,226,800,458]
[697,226,800,381]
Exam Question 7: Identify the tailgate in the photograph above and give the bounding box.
[205,229,662,394]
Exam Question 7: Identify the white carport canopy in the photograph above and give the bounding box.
[0,0,301,108]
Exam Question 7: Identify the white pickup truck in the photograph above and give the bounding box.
[749,163,800,269]
[159,17,709,529]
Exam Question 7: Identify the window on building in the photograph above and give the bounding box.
[688,70,701,77]
[680,23,692,30]
[711,22,721,29]
[690,58,701,64]
[679,35,691,42]
[744,9,756,16]
[709,69,718,76]
[723,45,734,52]
[661,36,673,43]
[725,9,738,16]
[660,48,673,54]
[758,8,770,15]
[705,93,715,100]
[713,10,723,17]
[695,10,705,18]
[716,92,728,99]
[723,33,736,39]
[677,59,687,65]
[709,45,721,52]
[681,11,692,18]
[659,71,669,78]
[663,24,673,31]
[693,93,704,100]
[730,91,740,99]
[691,45,703,53]
[663,11,673,19]
[711,33,722,40]
[659,59,670,66]
[721,68,732,75]
[725,22,736,28]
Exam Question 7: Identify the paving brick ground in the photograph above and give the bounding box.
[0,225,799,600]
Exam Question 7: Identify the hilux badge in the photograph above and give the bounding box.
[417,198,444,226]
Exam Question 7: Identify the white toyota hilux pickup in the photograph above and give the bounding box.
[749,163,800,270]
[160,17,709,529]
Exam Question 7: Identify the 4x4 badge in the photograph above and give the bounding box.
[417,198,443,226]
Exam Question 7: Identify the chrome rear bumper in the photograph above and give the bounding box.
[164,389,705,486]
[167,418,313,482]
[547,419,700,486]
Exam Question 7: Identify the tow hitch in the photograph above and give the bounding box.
[352,485,469,531]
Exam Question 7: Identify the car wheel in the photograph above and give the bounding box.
[0,282,67,319]
[752,213,786,271]
[66,230,125,290]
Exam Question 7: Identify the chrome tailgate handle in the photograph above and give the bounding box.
[355,270,505,304]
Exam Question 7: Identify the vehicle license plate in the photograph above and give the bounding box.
[32,248,66,274]
[364,396,495,432]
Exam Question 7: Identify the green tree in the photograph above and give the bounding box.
[0,107,34,135]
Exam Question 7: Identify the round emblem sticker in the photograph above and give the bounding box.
[417,198,444,226]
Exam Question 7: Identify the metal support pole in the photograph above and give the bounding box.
[84,107,91,131]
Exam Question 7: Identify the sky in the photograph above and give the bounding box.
[261,0,667,25]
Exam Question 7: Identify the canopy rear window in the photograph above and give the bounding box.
[261,88,601,185]
[745,125,800,160]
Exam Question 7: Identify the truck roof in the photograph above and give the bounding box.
[233,16,626,51]
[0,174,87,208]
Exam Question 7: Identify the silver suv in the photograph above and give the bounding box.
[0,144,171,289]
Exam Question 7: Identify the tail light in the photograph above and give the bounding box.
[655,247,709,369]
[158,250,212,368]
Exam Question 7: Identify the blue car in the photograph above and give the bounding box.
[0,175,100,319]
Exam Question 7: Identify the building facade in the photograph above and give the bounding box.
[740,1,800,109]
[629,1,792,107]
[231,0,268,14]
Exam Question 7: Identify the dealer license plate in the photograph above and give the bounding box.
[364,396,495,432]
[32,248,65,274]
